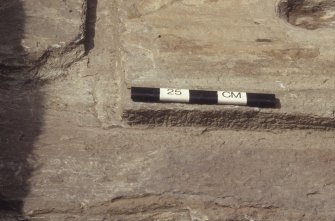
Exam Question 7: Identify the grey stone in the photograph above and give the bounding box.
[0,0,86,80]
[1,0,335,220]
[120,0,335,129]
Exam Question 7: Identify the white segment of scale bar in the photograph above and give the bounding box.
[160,88,190,103]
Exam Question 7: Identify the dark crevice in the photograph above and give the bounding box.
[84,0,98,53]
[278,0,335,30]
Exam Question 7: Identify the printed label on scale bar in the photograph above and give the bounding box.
[217,91,247,105]
[131,87,277,108]
[160,88,190,103]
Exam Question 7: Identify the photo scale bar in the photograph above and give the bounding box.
[131,87,277,108]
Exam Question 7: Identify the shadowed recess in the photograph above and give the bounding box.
[0,0,43,219]
[278,0,335,30]
[85,0,98,53]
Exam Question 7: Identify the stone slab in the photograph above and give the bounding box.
[120,0,335,128]
[2,0,335,220]
[0,0,86,68]
[13,126,335,220]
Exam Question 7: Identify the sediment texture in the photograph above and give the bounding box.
[1,0,335,220]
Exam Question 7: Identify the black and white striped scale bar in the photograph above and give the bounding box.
[131,87,277,108]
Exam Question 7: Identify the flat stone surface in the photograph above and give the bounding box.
[2,0,335,220]
[121,0,335,126]
[0,0,86,68]
[19,127,335,220]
